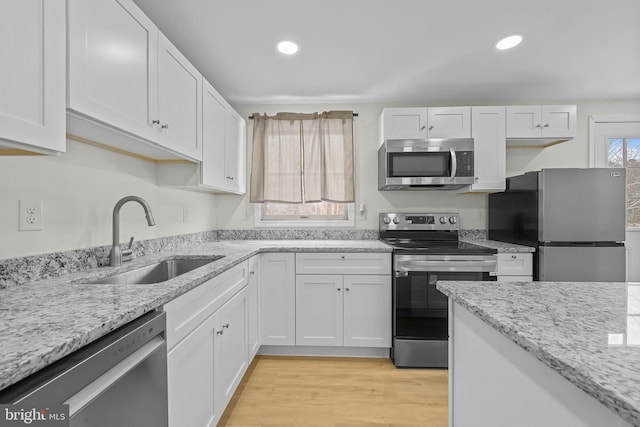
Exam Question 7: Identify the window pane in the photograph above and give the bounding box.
[262,201,347,220]
[627,139,640,167]
[608,138,624,167]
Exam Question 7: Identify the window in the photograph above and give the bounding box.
[608,137,640,228]
[249,111,355,227]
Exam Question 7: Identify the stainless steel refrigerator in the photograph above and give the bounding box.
[488,168,626,281]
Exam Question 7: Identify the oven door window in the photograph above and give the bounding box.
[388,152,450,178]
[395,270,493,340]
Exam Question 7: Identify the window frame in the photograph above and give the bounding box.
[253,203,355,228]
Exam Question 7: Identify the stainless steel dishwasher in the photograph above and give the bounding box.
[0,311,168,427]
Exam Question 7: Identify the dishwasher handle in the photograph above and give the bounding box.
[64,336,165,416]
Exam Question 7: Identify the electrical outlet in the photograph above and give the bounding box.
[19,199,43,231]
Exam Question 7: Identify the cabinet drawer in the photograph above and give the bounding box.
[296,253,391,275]
[496,253,533,276]
[164,261,248,350]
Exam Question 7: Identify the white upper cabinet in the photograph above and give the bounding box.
[506,105,577,146]
[462,106,506,193]
[67,0,202,161]
[380,107,471,145]
[157,78,246,194]
[157,33,202,160]
[0,0,65,154]
[427,107,471,139]
[380,108,428,141]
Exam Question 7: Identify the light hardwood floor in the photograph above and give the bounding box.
[218,356,448,427]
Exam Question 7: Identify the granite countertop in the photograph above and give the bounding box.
[437,280,640,426]
[460,238,535,253]
[0,240,391,392]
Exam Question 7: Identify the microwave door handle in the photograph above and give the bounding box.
[449,148,457,181]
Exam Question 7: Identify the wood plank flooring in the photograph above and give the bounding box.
[218,356,448,427]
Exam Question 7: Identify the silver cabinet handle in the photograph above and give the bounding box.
[223,323,229,329]
[161,124,169,129]
[420,125,426,130]
[428,125,434,130]
[543,123,549,128]
[216,330,223,335]
[535,124,542,128]
[152,119,160,125]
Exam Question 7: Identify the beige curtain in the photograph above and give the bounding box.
[250,111,354,203]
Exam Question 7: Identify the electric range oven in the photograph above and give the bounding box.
[380,212,497,368]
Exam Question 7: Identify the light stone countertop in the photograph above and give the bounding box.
[0,240,390,392]
[437,280,640,426]
[460,238,535,253]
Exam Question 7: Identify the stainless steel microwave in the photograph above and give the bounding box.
[378,138,474,190]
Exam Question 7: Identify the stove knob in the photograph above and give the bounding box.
[383,216,391,224]
[392,217,400,224]
[449,216,457,224]
[439,216,447,224]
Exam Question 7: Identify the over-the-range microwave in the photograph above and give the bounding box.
[378,138,474,190]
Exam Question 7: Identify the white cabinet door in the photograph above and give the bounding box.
[381,108,429,140]
[157,33,202,161]
[343,275,392,348]
[67,0,158,143]
[167,310,219,427]
[0,0,65,154]
[215,287,248,411]
[506,105,576,140]
[247,256,261,360]
[540,105,576,138]
[295,275,344,346]
[466,106,506,192]
[201,80,227,189]
[427,107,471,138]
[224,108,246,193]
[260,253,296,345]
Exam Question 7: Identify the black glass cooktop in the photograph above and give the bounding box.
[383,239,497,255]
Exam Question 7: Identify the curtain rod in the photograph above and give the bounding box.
[248,112,358,120]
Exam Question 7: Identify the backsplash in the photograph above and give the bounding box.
[217,229,379,240]
[0,228,487,288]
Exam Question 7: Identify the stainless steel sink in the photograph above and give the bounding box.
[88,256,224,284]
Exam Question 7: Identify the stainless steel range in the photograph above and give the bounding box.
[379,212,497,368]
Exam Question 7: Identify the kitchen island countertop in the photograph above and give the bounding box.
[0,240,390,392]
[437,280,640,426]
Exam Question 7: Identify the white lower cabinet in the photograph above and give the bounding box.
[496,253,533,282]
[164,261,250,427]
[296,274,392,348]
[259,253,296,345]
[247,256,261,360]
[295,253,392,349]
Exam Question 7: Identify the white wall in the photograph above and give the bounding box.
[217,100,640,231]
[0,139,217,259]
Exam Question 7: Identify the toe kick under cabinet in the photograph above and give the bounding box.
[295,253,392,348]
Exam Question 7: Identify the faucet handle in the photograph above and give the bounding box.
[122,236,135,262]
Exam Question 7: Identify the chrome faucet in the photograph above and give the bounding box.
[109,196,156,267]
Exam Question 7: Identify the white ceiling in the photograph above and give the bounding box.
[132,0,640,106]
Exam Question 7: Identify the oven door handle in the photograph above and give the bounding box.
[396,259,497,273]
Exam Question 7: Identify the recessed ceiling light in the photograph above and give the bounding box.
[277,40,299,55]
[496,35,523,50]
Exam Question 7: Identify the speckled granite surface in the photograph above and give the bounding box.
[437,280,640,426]
[217,228,379,240]
[0,231,217,288]
[460,238,535,253]
[0,239,391,392]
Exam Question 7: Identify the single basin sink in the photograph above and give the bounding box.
[88,256,224,285]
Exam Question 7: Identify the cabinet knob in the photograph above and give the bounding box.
[250,270,255,275]
[474,177,479,181]
[340,255,345,259]
[511,255,517,259]
[345,288,350,291]
[420,125,426,130]
[152,119,160,125]
[161,124,169,129]
[535,124,542,128]
[543,123,549,128]
[337,288,341,291]
[428,125,434,130]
